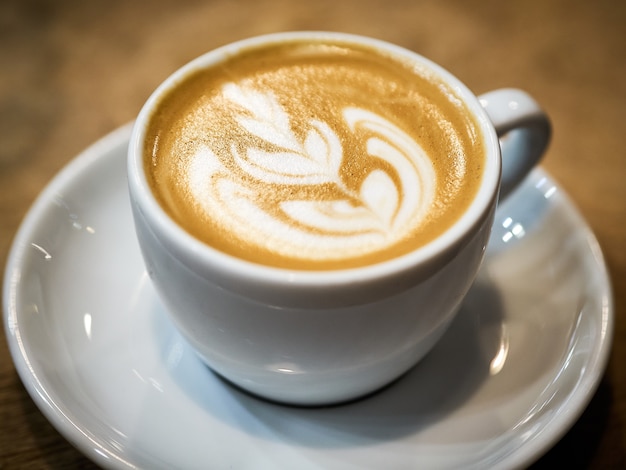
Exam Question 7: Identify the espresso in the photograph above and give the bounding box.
[144,39,485,269]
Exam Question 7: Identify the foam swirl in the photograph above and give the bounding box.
[186,83,436,262]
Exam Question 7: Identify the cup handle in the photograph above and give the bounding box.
[479,88,551,199]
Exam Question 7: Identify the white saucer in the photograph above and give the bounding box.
[3,125,614,470]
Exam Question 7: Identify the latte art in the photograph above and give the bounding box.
[145,40,484,269]
[188,82,436,262]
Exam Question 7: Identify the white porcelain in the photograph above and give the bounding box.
[127,32,551,404]
[4,126,612,469]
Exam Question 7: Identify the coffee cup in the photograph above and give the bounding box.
[127,32,550,405]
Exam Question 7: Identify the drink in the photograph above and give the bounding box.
[130,32,549,404]
[143,38,485,270]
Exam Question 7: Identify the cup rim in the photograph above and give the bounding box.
[127,31,501,291]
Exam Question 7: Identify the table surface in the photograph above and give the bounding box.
[1,0,624,468]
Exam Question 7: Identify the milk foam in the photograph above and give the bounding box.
[145,40,485,269]
[186,83,436,262]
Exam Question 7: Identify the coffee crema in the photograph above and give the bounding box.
[144,39,485,270]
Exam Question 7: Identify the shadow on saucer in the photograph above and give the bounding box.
[156,274,506,448]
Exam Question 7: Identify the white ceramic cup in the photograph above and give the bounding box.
[127,32,550,406]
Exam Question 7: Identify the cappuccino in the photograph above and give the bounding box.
[144,38,485,269]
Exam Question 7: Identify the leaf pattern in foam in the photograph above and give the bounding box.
[233,146,340,185]
[225,84,345,186]
[185,82,440,260]
[303,120,343,180]
[281,199,388,234]
[344,107,436,232]
[223,83,302,153]
[359,169,399,229]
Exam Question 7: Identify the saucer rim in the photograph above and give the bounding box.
[2,124,614,470]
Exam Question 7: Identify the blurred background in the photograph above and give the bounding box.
[1,0,625,468]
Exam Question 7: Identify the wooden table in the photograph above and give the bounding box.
[1,0,624,468]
